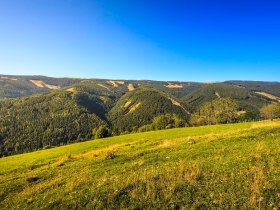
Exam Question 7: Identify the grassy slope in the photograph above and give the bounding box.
[0,120,280,209]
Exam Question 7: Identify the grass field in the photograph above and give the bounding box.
[0,120,280,209]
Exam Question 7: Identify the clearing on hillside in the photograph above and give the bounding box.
[165,82,183,88]
[97,83,110,90]
[107,80,125,87]
[127,83,135,91]
[255,91,280,101]
[30,80,60,90]
[128,102,141,113]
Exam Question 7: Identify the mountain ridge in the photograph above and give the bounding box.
[0,74,280,156]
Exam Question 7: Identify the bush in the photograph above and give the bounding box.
[138,124,153,132]
[138,114,186,132]
[94,126,111,139]
[238,111,258,122]
[174,118,186,127]
[153,114,174,130]
[192,98,239,125]
[260,103,280,120]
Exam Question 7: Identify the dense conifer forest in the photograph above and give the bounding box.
[0,75,280,156]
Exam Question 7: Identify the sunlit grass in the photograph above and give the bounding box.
[0,120,280,209]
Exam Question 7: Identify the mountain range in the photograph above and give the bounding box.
[0,74,280,156]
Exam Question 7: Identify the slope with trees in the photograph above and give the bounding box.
[108,87,189,134]
[1,76,280,156]
[260,103,280,120]
[225,80,280,97]
[0,86,111,156]
[182,83,272,119]
[191,98,239,125]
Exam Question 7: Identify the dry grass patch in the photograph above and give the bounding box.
[124,101,132,108]
[169,97,181,106]
[128,102,141,113]
[157,140,176,148]
[215,92,221,98]
[169,97,190,114]
[66,87,76,93]
[107,80,125,87]
[118,81,125,85]
[0,76,18,81]
[128,83,135,91]
[30,80,60,90]
[250,120,280,129]
[30,80,44,87]
[81,144,124,159]
[165,83,183,88]
[255,92,280,101]
[97,84,110,90]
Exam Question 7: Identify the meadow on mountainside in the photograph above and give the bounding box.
[2,0,280,209]
[0,120,279,209]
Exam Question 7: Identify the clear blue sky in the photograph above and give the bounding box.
[0,0,279,81]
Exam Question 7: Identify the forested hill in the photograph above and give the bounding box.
[0,75,280,156]
[0,74,203,99]
[1,74,280,103]
[0,75,82,98]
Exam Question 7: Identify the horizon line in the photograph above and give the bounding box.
[1,73,279,83]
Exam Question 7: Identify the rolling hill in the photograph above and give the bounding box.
[0,120,279,209]
[0,74,203,99]
[225,80,280,98]
[0,89,106,156]
[182,83,271,114]
[108,87,189,133]
[0,75,82,98]
[1,75,280,156]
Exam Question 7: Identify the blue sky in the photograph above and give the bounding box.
[0,0,279,81]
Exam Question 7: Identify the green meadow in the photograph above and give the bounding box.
[0,120,279,209]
